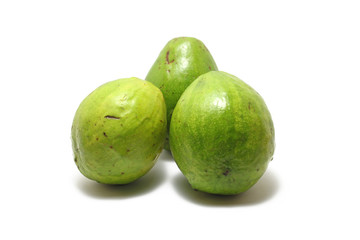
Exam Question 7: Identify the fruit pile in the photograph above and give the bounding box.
[71,37,275,195]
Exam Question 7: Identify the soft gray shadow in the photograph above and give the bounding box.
[75,159,166,199]
[172,170,279,207]
[158,149,173,161]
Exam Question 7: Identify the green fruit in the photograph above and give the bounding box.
[146,37,218,150]
[71,78,166,184]
[170,71,275,195]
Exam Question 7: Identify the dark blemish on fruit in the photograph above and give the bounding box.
[166,51,170,63]
[96,137,99,141]
[110,146,113,149]
[271,157,274,161]
[74,157,77,163]
[257,168,259,172]
[103,132,108,137]
[108,170,112,172]
[127,149,130,152]
[121,124,123,127]
[223,169,230,176]
[204,169,208,172]
[105,115,120,120]
[165,51,174,64]
[94,123,97,126]
[121,172,124,175]
[160,119,163,123]
[167,69,171,73]
[209,66,211,70]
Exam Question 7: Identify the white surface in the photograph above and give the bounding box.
[1,0,359,239]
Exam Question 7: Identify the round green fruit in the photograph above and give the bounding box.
[170,71,275,195]
[71,77,167,184]
[146,37,218,151]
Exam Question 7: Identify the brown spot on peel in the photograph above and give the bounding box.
[223,169,230,176]
[103,132,108,137]
[104,115,120,119]
[165,51,174,64]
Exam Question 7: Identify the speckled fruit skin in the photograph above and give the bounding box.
[170,71,275,195]
[146,37,218,150]
[71,78,167,184]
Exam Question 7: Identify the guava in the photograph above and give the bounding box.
[169,71,275,195]
[146,37,218,151]
[71,77,167,184]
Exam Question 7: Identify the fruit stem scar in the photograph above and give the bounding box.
[166,51,174,64]
[104,115,120,119]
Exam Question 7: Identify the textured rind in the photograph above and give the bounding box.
[71,78,167,184]
[170,71,275,195]
[145,37,218,150]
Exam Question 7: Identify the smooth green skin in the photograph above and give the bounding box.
[170,71,275,195]
[146,37,218,150]
[71,78,167,184]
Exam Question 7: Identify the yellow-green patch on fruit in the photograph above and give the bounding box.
[71,78,166,184]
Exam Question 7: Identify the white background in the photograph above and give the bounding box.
[1,0,359,239]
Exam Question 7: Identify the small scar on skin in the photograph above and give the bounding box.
[127,149,130,152]
[121,172,125,175]
[160,120,163,123]
[110,146,113,149]
[257,168,260,172]
[103,132,108,137]
[166,51,174,64]
[104,115,120,119]
[96,137,99,141]
[223,169,230,176]
[209,66,212,70]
